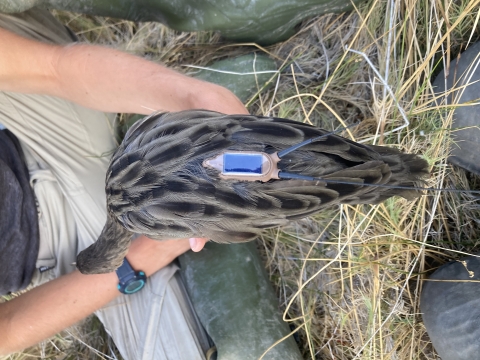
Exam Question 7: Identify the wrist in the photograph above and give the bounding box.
[115,258,147,294]
[125,236,190,277]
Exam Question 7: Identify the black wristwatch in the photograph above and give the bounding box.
[115,257,147,294]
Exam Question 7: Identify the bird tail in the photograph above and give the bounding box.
[326,146,430,205]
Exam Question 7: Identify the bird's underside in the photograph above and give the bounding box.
[106,110,429,244]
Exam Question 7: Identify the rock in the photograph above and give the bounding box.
[421,253,480,360]
[179,242,303,360]
[3,0,363,44]
[0,0,37,13]
[191,54,277,102]
[431,41,480,175]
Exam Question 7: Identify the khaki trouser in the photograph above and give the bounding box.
[0,9,210,360]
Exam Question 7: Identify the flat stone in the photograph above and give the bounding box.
[432,41,480,175]
[191,54,277,103]
[421,253,480,360]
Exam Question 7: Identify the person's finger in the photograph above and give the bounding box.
[189,237,208,252]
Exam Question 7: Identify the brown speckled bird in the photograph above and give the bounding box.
[76,110,429,274]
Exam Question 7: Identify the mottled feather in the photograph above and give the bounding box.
[76,110,429,274]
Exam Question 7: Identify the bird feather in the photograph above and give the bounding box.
[76,110,429,274]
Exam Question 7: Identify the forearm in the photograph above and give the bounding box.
[50,43,243,114]
[0,28,247,115]
[0,28,58,94]
[0,236,190,355]
[0,268,118,355]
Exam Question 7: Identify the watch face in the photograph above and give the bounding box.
[124,279,145,294]
[116,260,147,295]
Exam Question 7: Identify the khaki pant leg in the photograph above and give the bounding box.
[0,86,117,276]
[96,265,210,360]
[0,9,210,359]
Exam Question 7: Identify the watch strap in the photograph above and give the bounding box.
[116,258,135,280]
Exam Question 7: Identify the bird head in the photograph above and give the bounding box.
[76,212,132,274]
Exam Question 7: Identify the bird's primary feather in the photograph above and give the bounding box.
[76,110,429,274]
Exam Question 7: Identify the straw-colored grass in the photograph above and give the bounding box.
[3,0,480,359]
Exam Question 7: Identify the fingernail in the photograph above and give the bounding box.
[189,238,198,251]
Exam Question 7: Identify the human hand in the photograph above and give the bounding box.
[189,82,249,115]
[126,236,208,276]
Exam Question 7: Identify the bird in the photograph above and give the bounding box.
[76,110,429,274]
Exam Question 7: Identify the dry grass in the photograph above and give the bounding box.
[4,0,480,359]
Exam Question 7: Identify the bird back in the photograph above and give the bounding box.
[106,110,429,243]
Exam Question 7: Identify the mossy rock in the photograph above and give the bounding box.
[3,0,364,44]
[191,54,277,103]
[179,242,303,360]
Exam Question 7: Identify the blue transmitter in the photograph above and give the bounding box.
[223,153,263,175]
[202,124,359,182]
[203,150,281,182]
